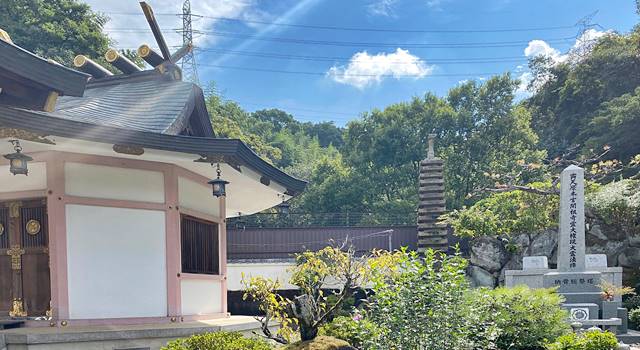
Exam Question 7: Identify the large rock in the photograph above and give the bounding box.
[586,240,626,267]
[526,230,557,257]
[618,247,640,268]
[629,232,640,248]
[470,236,508,273]
[468,265,496,287]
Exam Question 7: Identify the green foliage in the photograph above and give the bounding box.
[320,315,379,349]
[442,182,558,238]
[243,247,372,343]
[527,28,640,161]
[472,286,570,350]
[0,0,111,66]
[623,295,640,310]
[284,335,354,350]
[545,330,618,350]
[587,179,640,237]
[629,308,640,328]
[162,331,273,350]
[363,249,489,350]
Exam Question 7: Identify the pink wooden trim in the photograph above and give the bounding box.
[219,197,228,315]
[63,195,166,211]
[178,207,223,224]
[165,167,181,317]
[46,153,69,320]
[0,190,46,201]
[23,312,229,328]
[178,273,224,281]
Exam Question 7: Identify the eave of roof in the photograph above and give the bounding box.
[0,39,89,96]
[0,105,306,194]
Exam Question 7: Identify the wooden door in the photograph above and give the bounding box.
[0,200,50,318]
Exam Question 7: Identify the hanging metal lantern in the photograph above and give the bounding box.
[4,140,32,176]
[277,194,290,215]
[208,163,229,198]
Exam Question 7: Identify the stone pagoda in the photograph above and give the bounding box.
[417,134,449,253]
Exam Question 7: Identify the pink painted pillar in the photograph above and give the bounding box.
[164,167,181,316]
[46,153,69,320]
[219,196,228,315]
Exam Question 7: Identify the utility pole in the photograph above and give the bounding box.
[181,0,199,85]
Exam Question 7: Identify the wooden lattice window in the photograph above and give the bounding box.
[180,215,219,275]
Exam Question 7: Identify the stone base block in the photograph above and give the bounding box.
[563,303,599,321]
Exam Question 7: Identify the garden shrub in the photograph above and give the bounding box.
[629,308,640,329]
[362,249,497,350]
[284,335,355,350]
[162,331,273,350]
[319,315,379,349]
[545,330,618,350]
[472,286,570,350]
[623,294,640,310]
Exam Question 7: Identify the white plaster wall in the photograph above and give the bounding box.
[178,177,220,217]
[65,162,165,203]
[180,279,222,315]
[66,204,167,319]
[0,162,46,192]
[227,262,296,291]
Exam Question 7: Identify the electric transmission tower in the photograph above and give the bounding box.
[181,0,199,85]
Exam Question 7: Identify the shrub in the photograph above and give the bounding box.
[284,335,355,350]
[545,330,618,350]
[623,294,640,310]
[629,308,640,329]
[472,286,570,350]
[320,315,379,349]
[162,331,273,350]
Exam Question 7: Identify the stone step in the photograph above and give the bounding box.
[420,159,444,166]
[419,178,444,185]
[419,193,445,200]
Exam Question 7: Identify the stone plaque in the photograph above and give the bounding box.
[523,256,548,270]
[585,254,608,269]
[543,271,602,293]
[558,165,586,272]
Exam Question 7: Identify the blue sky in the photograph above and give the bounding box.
[90,0,637,126]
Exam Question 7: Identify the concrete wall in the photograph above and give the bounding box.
[65,204,167,319]
[227,262,296,291]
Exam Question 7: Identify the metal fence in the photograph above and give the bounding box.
[227,211,417,229]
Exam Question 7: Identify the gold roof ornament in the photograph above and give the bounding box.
[0,28,13,44]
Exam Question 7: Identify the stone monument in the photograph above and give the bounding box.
[505,165,628,333]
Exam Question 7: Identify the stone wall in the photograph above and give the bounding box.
[467,208,640,288]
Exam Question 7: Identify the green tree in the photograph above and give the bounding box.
[0,0,111,66]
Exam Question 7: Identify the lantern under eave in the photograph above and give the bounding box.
[3,142,32,176]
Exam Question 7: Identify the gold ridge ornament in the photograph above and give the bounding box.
[26,219,40,235]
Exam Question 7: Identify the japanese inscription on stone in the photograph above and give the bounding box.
[558,165,586,272]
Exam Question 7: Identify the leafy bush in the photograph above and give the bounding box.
[362,249,496,350]
[472,286,570,350]
[545,330,618,350]
[629,308,640,329]
[587,179,640,237]
[284,335,355,350]
[320,315,379,349]
[162,331,273,350]
[623,295,640,310]
[441,182,558,238]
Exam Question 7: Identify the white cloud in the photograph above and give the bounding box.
[327,48,434,89]
[516,71,532,95]
[367,0,399,17]
[524,29,611,64]
[82,0,258,52]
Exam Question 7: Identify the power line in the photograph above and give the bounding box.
[199,63,508,77]
[105,28,576,48]
[101,11,578,34]
[194,48,528,65]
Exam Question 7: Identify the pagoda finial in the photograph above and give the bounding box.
[427,133,436,160]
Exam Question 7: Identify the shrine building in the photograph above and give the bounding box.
[0,24,305,329]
